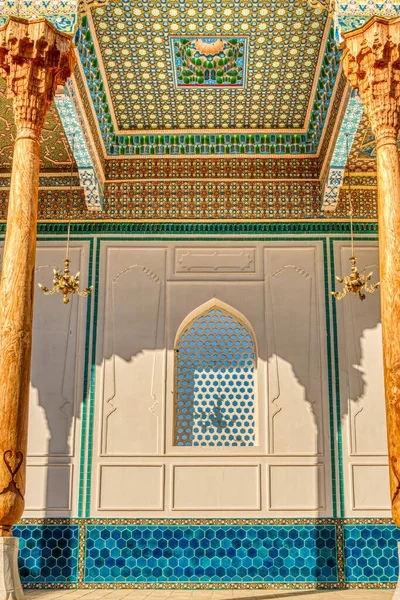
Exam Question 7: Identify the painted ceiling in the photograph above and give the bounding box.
[76,0,341,157]
[0,0,383,221]
[90,0,328,132]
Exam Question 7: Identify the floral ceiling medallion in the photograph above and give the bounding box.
[171,37,248,88]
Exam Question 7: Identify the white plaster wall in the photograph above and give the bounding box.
[0,241,90,517]
[91,241,333,517]
[333,241,389,516]
[0,237,387,518]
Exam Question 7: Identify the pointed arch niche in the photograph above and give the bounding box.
[173,299,258,448]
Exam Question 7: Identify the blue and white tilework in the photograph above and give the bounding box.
[321,92,364,211]
[55,93,103,211]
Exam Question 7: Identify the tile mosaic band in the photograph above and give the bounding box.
[13,519,400,589]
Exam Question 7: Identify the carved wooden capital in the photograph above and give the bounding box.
[342,17,400,144]
[0,17,76,139]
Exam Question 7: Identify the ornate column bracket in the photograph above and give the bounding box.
[0,17,76,138]
[341,16,400,527]
[342,17,400,142]
[0,17,75,539]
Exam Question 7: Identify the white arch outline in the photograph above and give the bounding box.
[174,297,258,354]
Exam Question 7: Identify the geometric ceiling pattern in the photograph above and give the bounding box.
[0,0,385,221]
[91,0,328,132]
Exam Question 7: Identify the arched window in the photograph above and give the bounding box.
[174,300,257,447]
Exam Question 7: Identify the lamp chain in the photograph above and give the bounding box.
[66,133,75,261]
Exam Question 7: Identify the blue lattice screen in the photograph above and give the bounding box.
[175,306,256,447]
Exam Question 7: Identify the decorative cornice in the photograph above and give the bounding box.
[0,221,378,234]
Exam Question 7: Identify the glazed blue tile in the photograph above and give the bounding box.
[343,524,400,583]
[84,524,338,583]
[14,525,79,583]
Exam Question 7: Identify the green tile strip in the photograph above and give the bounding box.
[329,236,379,518]
[84,238,101,517]
[0,221,379,236]
[323,239,338,517]
[77,238,94,518]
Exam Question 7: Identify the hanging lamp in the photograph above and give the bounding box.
[331,133,379,301]
[38,133,93,304]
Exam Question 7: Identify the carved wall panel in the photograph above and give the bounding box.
[89,241,334,517]
[29,247,83,458]
[25,465,72,511]
[175,248,256,274]
[339,246,385,456]
[100,247,166,456]
[172,465,261,511]
[333,241,389,517]
[268,464,325,511]
[98,465,164,510]
[0,241,89,516]
[265,247,325,456]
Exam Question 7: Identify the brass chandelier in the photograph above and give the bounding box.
[38,134,93,304]
[331,133,379,301]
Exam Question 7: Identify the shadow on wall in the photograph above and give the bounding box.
[25,247,87,521]
[8,243,384,585]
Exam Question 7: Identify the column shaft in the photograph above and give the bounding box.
[0,17,75,538]
[0,134,40,535]
[376,137,400,522]
[341,16,400,524]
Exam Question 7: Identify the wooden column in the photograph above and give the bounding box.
[342,17,400,525]
[0,17,75,536]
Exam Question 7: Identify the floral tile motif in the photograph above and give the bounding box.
[171,37,247,88]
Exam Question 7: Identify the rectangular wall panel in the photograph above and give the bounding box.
[175,247,256,274]
[172,465,261,510]
[98,465,164,510]
[0,241,90,517]
[264,246,326,457]
[333,241,389,517]
[268,464,325,511]
[351,465,390,511]
[25,465,72,511]
[100,246,166,456]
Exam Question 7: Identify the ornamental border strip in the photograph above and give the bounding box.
[15,517,398,590]
[17,517,393,525]
[0,221,378,234]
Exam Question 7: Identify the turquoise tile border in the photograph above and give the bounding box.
[15,518,399,589]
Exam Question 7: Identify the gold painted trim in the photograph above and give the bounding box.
[0,218,376,224]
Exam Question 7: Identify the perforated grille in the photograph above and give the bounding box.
[175,306,256,447]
